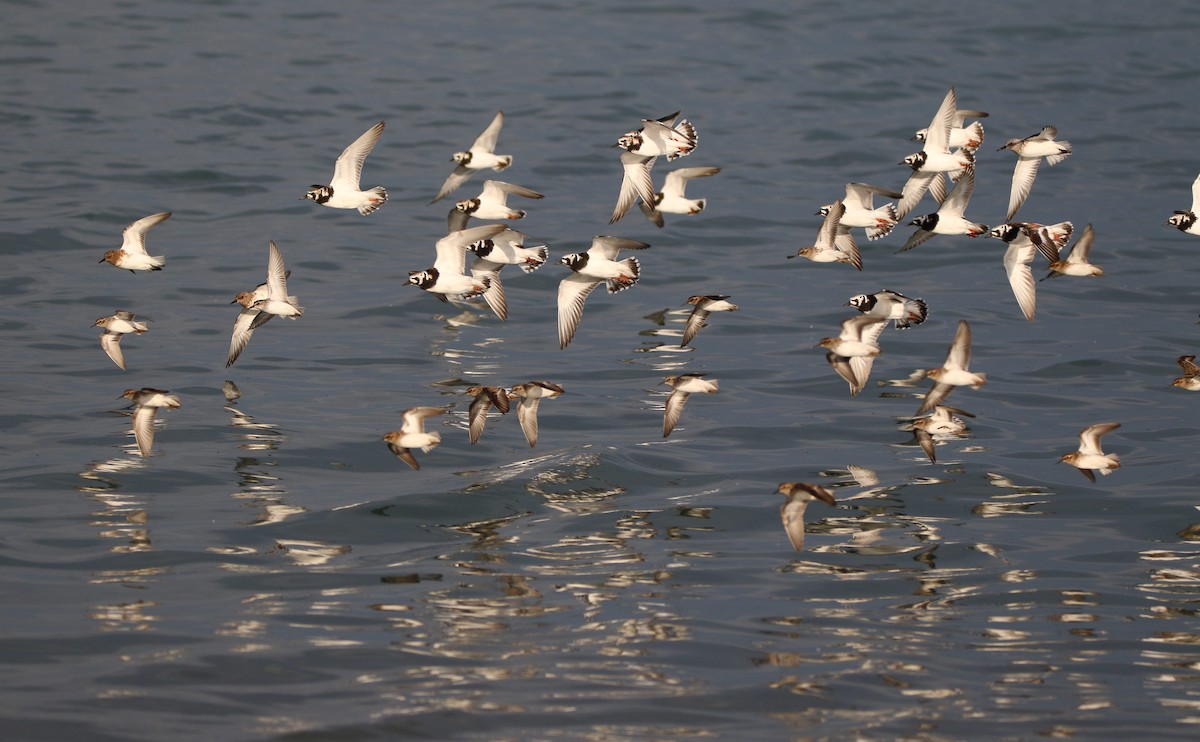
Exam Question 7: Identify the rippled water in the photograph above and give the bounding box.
[4,0,1200,739]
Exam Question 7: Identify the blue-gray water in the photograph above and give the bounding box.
[3,1,1200,739]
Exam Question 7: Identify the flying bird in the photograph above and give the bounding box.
[431,111,511,204]
[383,407,446,471]
[638,166,720,228]
[509,381,564,448]
[776,482,836,551]
[301,121,388,215]
[94,310,148,370]
[917,320,986,414]
[998,125,1072,221]
[1059,422,1121,483]
[661,373,719,438]
[121,387,181,458]
[98,211,171,272]
[557,236,650,348]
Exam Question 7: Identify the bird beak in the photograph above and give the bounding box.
[98,257,106,263]
[610,143,622,149]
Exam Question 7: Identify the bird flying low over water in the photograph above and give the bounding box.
[121,387,181,458]
[897,88,976,220]
[383,407,446,471]
[661,373,719,438]
[509,381,564,448]
[776,482,836,551]
[99,211,171,272]
[431,111,511,204]
[301,121,388,215]
[818,182,904,241]
[998,124,1072,221]
[94,310,148,370]
[917,320,986,414]
[557,236,650,349]
[1059,422,1120,483]
[638,166,720,228]
[790,200,862,270]
[1166,173,1200,236]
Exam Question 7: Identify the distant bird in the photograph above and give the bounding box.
[455,179,543,221]
[900,165,987,252]
[998,124,1072,221]
[301,121,388,215]
[912,105,988,152]
[121,387,181,458]
[776,482,836,551]
[1167,173,1200,236]
[557,236,650,348]
[897,88,976,219]
[383,407,446,471]
[818,182,904,241]
[614,111,697,160]
[1059,422,1120,483]
[846,289,928,329]
[681,294,738,347]
[918,319,986,414]
[431,111,511,204]
[1044,223,1103,279]
[790,200,862,270]
[1173,355,1200,391]
[408,224,509,319]
[94,310,148,370]
[908,405,974,463]
[509,381,564,448]
[611,150,657,224]
[99,211,171,272]
[638,166,720,228]
[661,373,719,438]
[986,222,1072,322]
[465,386,511,444]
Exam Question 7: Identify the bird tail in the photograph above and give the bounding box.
[606,257,640,293]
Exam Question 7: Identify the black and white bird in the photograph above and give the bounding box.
[912,104,989,152]
[614,111,697,160]
[900,166,987,252]
[661,373,719,438]
[431,111,511,204]
[301,121,388,215]
[454,179,543,221]
[638,166,720,228]
[466,229,549,322]
[897,88,976,220]
[557,236,650,349]
[1167,173,1200,236]
[776,482,836,552]
[846,290,928,330]
[987,221,1073,321]
[998,125,1072,221]
[408,224,509,319]
[818,182,904,241]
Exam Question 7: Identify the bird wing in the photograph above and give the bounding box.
[1003,242,1037,322]
[945,320,972,371]
[681,307,710,347]
[557,273,601,349]
[435,224,507,275]
[387,443,421,471]
[100,332,126,370]
[331,121,384,190]
[226,307,268,367]
[1064,223,1095,263]
[662,389,690,438]
[487,179,544,200]
[940,165,975,218]
[611,152,657,224]
[1078,422,1120,455]
[1006,156,1041,221]
[897,170,936,220]
[516,397,541,447]
[663,166,719,198]
[471,110,504,152]
[923,87,958,154]
[132,405,156,457]
[121,211,171,255]
[431,164,474,204]
[590,235,650,261]
[266,241,290,300]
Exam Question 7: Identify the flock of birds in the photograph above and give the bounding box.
[89,88,1200,550]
